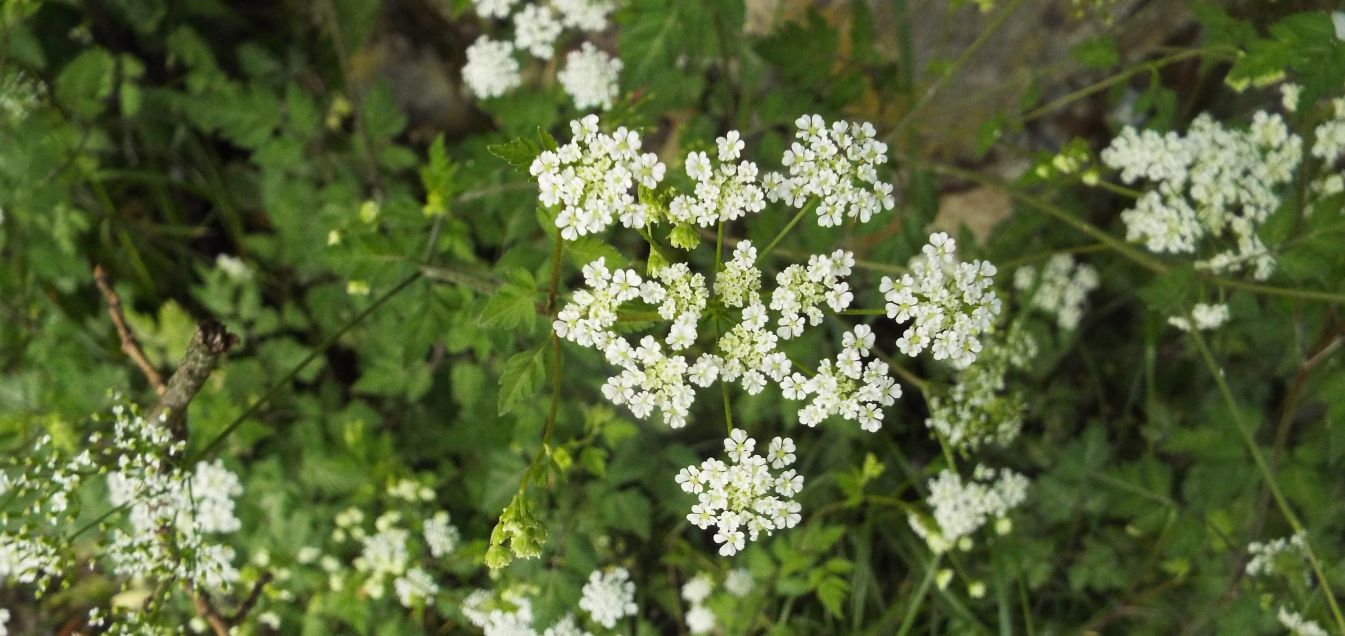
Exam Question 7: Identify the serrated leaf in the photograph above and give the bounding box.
[619,0,684,86]
[489,137,541,172]
[497,344,547,415]
[814,574,849,619]
[478,273,538,330]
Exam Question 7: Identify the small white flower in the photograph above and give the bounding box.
[579,567,639,629]
[514,4,563,58]
[462,36,521,99]
[560,42,622,111]
[724,568,754,596]
[681,573,714,604]
[686,604,716,634]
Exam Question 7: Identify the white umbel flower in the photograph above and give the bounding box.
[910,465,1028,553]
[514,4,564,59]
[553,0,615,31]
[559,42,622,111]
[724,568,754,596]
[681,573,714,604]
[1245,532,1307,578]
[925,326,1036,451]
[393,567,439,608]
[715,240,763,308]
[765,115,897,226]
[771,249,855,339]
[1013,254,1099,330]
[1167,303,1230,332]
[786,325,901,432]
[578,567,638,629]
[463,37,522,99]
[423,511,460,558]
[473,0,519,19]
[531,115,665,239]
[677,429,804,556]
[1279,607,1329,636]
[882,232,1001,369]
[686,604,716,634]
[1101,111,1301,280]
[669,133,767,227]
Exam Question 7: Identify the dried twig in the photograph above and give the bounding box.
[229,572,274,624]
[145,319,239,438]
[93,264,167,394]
[187,582,231,636]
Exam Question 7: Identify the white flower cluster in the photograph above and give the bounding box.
[783,325,902,432]
[463,567,635,636]
[463,587,551,636]
[925,326,1037,451]
[464,0,619,109]
[1167,302,1230,332]
[1013,254,1099,330]
[578,567,639,629]
[681,574,716,634]
[882,233,1002,369]
[559,42,622,111]
[669,131,768,227]
[770,249,855,339]
[764,115,897,227]
[1100,112,1302,280]
[677,568,753,634]
[1312,98,1345,165]
[462,37,522,99]
[553,257,654,347]
[1307,98,1345,206]
[714,241,763,308]
[328,481,459,609]
[1245,532,1307,579]
[532,116,666,240]
[101,409,244,593]
[650,262,709,347]
[676,429,804,556]
[909,466,1028,554]
[557,239,904,431]
[706,302,788,395]
[0,432,85,593]
[1279,607,1329,636]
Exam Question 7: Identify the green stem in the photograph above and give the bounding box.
[1017,48,1228,124]
[1207,277,1345,305]
[761,198,819,258]
[896,555,942,636]
[892,0,1027,137]
[1187,328,1345,634]
[721,382,734,435]
[842,308,888,316]
[190,271,422,461]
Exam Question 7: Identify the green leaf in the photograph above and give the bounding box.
[1073,36,1119,70]
[421,134,458,217]
[619,0,684,86]
[813,574,850,619]
[489,137,542,173]
[1137,266,1199,315]
[478,270,538,330]
[497,344,547,416]
[55,48,116,119]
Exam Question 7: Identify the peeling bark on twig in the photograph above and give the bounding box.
[146,319,239,438]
